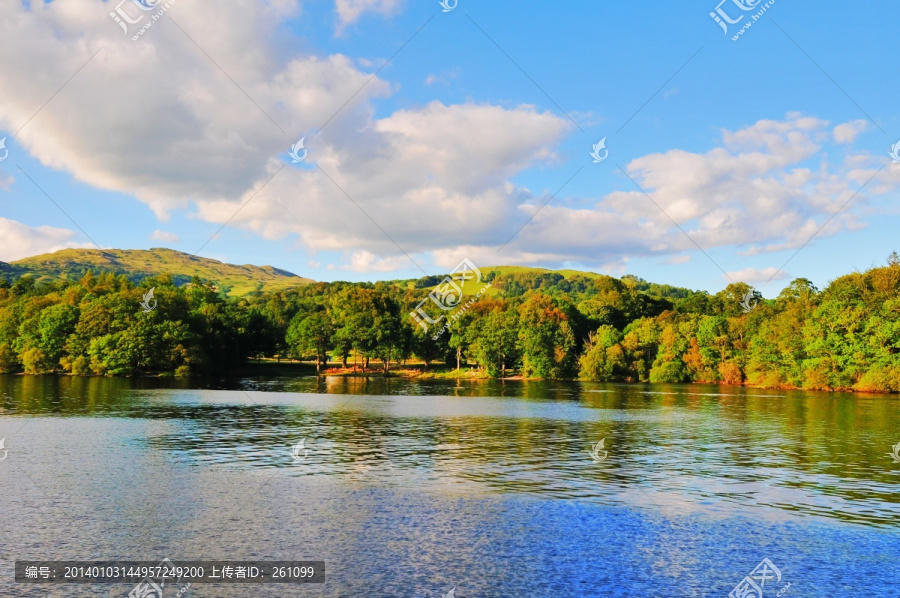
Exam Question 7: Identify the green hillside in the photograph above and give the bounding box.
[482,265,606,279]
[0,248,314,297]
[399,264,697,302]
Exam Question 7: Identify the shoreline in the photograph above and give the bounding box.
[1,363,895,394]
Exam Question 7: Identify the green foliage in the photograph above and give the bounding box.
[466,303,519,377]
[0,274,234,377]
[0,254,899,390]
[517,295,576,379]
[287,310,334,372]
[579,325,624,381]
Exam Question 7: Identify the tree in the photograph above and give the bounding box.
[371,291,404,373]
[649,318,690,383]
[467,305,519,377]
[694,315,732,382]
[328,287,403,372]
[517,295,576,379]
[579,325,624,381]
[411,318,448,369]
[286,311,334,373]
[621,318,660,382]
[715,282,757,317]
[38,303,79,370]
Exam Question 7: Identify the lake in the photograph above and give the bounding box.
[1,374,899,596]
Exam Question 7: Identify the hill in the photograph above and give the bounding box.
[398,264,697,302]
[0,248,314,297]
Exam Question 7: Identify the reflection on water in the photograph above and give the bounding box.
[1,374,899,596]
[2,375,898,527]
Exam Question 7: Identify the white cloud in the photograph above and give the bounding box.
[191,101,570,258]
[726,267,791,285]
[0,218,92,262]
[0,0,389,220]
[833,119,868,144]
[334,0,403,29]
[1,3,895,275]
[150,229,179,243]
[424,68,461,86]
[414,114,895,270]
[340,250,415,272]
[0,1,570,269]
[576,114,887,258]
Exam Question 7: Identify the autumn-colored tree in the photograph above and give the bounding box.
[517,295,576,379]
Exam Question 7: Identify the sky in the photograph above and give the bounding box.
[0,0,898,295]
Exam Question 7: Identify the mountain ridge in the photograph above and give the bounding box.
[1,247,315,297]
[0,248,700,300]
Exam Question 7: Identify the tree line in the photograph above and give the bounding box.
[0,255,898,392]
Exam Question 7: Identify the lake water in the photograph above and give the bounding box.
[1,374,899,597]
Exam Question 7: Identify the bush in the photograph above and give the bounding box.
[853,367,900,392]
[745,368,788,389]
[718,361,743,385]
[21,348,52,374]
[649,360,687,383]
[802,362,833,391]
[0,343,19,373]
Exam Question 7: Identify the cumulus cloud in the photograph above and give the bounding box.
[340,250,416,272]
[833,119,868,144]
[0,2,895,275]
[0,0,571,267]
[0,218,92,262]
[0,0,389,220]
[417,114,894,270]
[151,229,179,243]
[726,267,791,285]
[190,101,570,258]
[334,0,403,29]
[561,114,886,259]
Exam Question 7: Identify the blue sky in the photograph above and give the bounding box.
[0,0,897,295]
